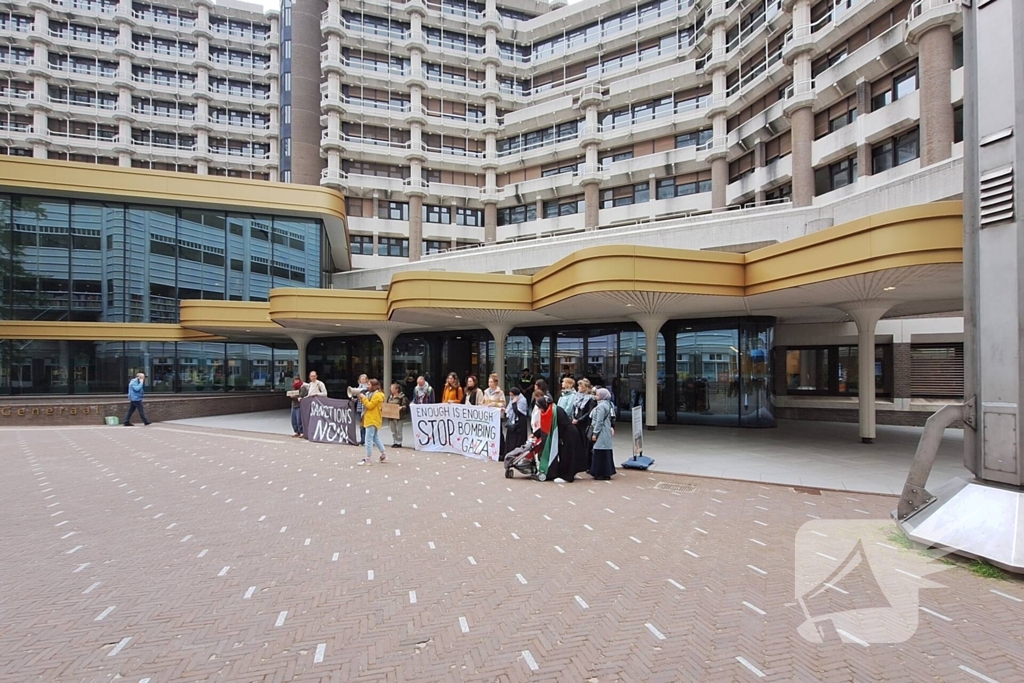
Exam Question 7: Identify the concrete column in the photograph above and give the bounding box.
[789,105,814,207]
[918,25,954,166]
[584,183,599,229]
[711,156,728,209]
[374,329,396,391]
[287,332,314,380]
[857,142,873,177]
[632,316,667,429]
[289,0,328,185]
[484,202,497,243]
[535,197,544,219]
[408,194,423,262]
[485,323,511,385]
[842,305,891,443]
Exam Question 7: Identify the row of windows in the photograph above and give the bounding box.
[349,235,476,257]
[376,202,483,225]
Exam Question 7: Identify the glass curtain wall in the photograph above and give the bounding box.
[0,191,323,395]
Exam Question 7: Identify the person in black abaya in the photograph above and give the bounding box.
[550,404,586,483]
[502,387,530,460]
[572,378,597,472]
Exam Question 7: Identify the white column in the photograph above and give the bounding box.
[633,315,667,430]
[485,323,512,388]
[287,332,314,381]
[842,305,892,443]
[374,328,397,391]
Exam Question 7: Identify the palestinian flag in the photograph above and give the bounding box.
[537,404,558,476]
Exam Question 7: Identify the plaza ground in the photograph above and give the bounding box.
[2,420,1022,682]
[170,411,971,496]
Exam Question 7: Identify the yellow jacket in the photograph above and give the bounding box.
[359,390,384,429]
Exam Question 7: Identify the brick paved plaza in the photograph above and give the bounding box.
[2,424,1024,683]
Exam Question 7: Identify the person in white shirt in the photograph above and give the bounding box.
[306,370,327,397]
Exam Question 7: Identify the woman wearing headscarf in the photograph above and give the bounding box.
[588,387,616,480]
[531,390,556,481]
[572,378,597,472]
[503,386,529,460]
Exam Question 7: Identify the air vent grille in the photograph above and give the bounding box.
[979,165,1014,227]
[653,482,697,493]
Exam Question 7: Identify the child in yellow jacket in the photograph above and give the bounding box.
[357,379,387,465]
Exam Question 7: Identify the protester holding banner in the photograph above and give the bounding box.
[588,387,616,480]
[357,379,387,465]
[463,375,485,405]
[352,373,370,445]
[306,371,327,397]
[442,373,464,404]
[386,382,408,448]
[413,376,434,404]
[482,373,506,457]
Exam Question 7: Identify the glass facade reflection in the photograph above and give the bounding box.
[300,317,774,428]
[1,192,323,395]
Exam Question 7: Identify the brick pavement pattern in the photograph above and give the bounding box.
[2,423,1024,682]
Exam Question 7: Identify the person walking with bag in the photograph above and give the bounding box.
[588,387,616,480]
[123,372,152,426]
[386,382,408,448]
[357,379,387,465]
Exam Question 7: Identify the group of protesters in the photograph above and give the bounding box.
[287,368,617,480]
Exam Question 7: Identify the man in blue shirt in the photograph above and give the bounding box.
[124,372,152,426]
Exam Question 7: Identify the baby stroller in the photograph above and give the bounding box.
[504,436,547,481]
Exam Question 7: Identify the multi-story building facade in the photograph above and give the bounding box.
[276,0,962,266]
[0,0,280,179]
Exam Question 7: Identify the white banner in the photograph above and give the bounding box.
[632,404,644,458]
[410,403,502,460]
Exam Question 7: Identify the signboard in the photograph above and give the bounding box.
[632,405,643,458]
[381,402,401,420]
[301,396,359,445]
[410,403,502,460]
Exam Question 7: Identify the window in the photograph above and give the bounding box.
[283,105,290,124]
[378,237,409,257]
[423,239,448,255]
[814,156,857,195]
[284,40,291,59]
[676,129,713,149]
[455,207,482,226]
[656,178,675,200]
[423,205,451,224]
[543,197,583,217]
[953,33,963,70]
[497,204,536,225]
[379,201,409,221]
[954,105,963,144]
[283,72,291,92]
[283,6,291,26]
[871,128,919,174]
[350,234,373,255]
[872,65,917,111]
[782,345,890,395]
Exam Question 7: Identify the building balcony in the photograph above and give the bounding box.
[207,55,271,77]
[320,52,346,77]
[782,79,817,115]
[0,89,34,108]
[53,0,118,20]
[46,96,118,121]
[206,119,273,136]
[208,149,274,166]
[131,9,196,33]
[47,62,119,86]
[131,107,198,130]
[206,88,273,107]
[573,164,608,187]
[0,123,37,146]
[46,130,122,153]
[0,53,34,77]
[130,139,197,160]
[726,155,792,205]
[47,29,119,51]
[131,75,195,97]
[811,24,911,108]
[320,167,349,190]
[908,0,962,42]
[320,10,347,39]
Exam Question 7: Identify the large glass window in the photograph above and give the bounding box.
[1,192,325,394]
[782,345,890,396]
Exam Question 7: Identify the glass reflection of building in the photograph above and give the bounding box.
[0,193,324,395]
[303,318,775,428]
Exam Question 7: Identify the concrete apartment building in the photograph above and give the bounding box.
[0,0,970,439]
[277,0,964,267]
[0,0,280,178]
